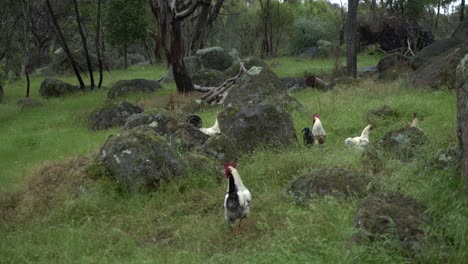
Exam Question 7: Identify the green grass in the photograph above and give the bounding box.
[0,55,467,263]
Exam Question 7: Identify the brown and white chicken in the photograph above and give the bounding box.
[312,114,326,144]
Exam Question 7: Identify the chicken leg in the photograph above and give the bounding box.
[236,218,243,235]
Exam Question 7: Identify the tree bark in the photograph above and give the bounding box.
[346,0,359,78]
[96,0,104,88]
[461,0,465,21]
[45,0,85,89]
[457,70,468,193]
[171,17,193,93]
[73,0,94,89]
[435,0,441,29]
[21,0,31,97]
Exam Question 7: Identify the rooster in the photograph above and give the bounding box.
[224,163,251,235]
[312,114,326,144]
[345,124,372,147]
[301,127,315,146]
[187,113,220,136]
[406,112,420,129]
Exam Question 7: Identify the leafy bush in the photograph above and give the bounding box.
[289,17,339,54]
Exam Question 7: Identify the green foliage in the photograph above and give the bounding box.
[290,17,339,54]
[105,0,147,48]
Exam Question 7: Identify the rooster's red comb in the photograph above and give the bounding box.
[224,162,236,176]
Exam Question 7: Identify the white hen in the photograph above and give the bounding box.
[312,114,326,144]
[224,163,251,235]
[345,124,373,147]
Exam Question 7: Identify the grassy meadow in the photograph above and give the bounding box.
[0,55,467,263]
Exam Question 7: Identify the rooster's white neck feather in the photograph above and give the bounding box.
[360,125,372,139]
[229,167,246,190]
[312,118,326,135]
[411,117,419,129]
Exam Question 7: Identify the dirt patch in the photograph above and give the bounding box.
[354,191,430,255]
[287,167,376,203]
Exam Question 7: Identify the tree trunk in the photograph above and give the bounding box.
[73,0,94,89]
[124,44,128,69]
[346,0,359,78]
[457,76,468,193]
[171,18,193,93]
[96,0,104,88]
[45,0,85,89]
[435,0,441,29]
[190,2,211,52]
[21,0,31,97]
[260,0,271,58]
[461,0,465,21]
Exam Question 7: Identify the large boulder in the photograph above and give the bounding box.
[223,67,294,108]
[379,127,429,161]
[287,168,376,204]
[196,46,233,71]
[225,57,269,78]
[201,134,242,162]
[87,101,143,130]
[184,56,202,76]
[123,111,209,149]
[108,79,161,99]
[191,69,225,86]
[377,53,412,81]
[100,126,186,190]
[411,41,468,89]
[218,104,297,152]
[39,78,80,98]
[354,191,430,254]
[410,22,468,88]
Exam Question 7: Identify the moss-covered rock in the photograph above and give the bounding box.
[88,101,143,130]
[108,79,161,99]
[379,127,429,161]
[222,66,294,108]
[201,134,242,162]
[431,144,461,170]
[191,69,225,86]
[287,168,376,203]
[354,191,430,254]
[123,111,208,150]
[219,104,297,152]
[196,46,233,71]
[39,78,80,98]
[100,126,186,190]
[184,56,202,76]
[377,53,412,81]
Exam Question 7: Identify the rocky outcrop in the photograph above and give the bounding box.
[123,111,209,150]
[100,126,186,190]
[196,46,234,71]
[379,127,429,161]
[39,78,80,98]
[287,168,376,203]
[354,191,430,254]
[218,104,297,152]
[191,69,225,87]
[222,67,292,108]
[108,79,161,99]
[201,135,242,162]
[87,101,143,130]
[377,53,412,81]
